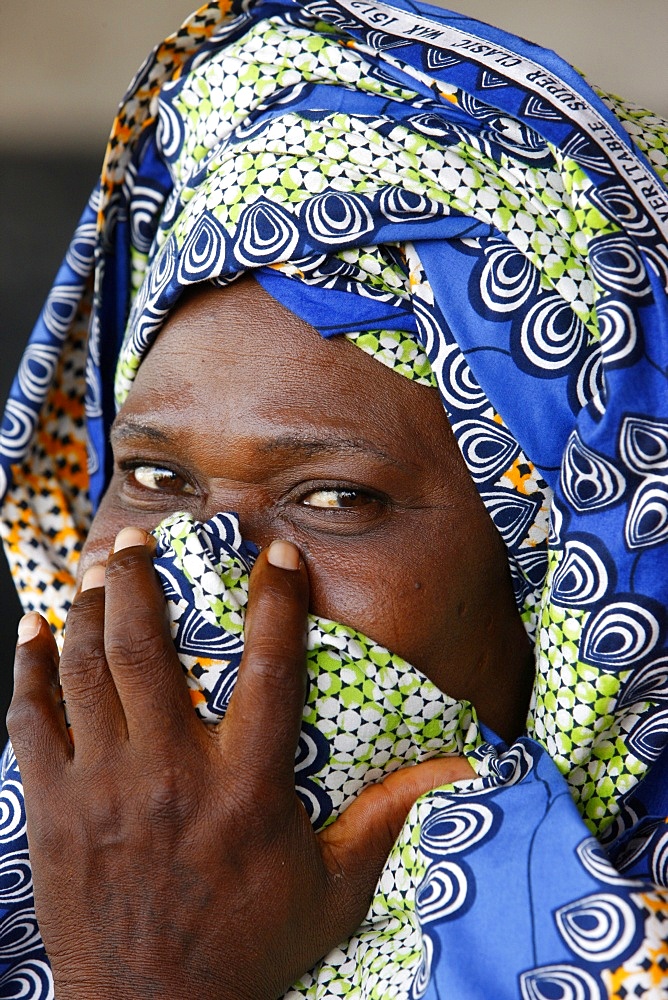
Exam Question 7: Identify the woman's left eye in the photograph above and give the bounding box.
[300,488,375,509]
[130,465,196,494]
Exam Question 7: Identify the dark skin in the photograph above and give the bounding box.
[9,276,534,999]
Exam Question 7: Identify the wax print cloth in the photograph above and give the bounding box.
[0,0,667,996]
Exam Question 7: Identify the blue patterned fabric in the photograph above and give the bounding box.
[0,0,667,996]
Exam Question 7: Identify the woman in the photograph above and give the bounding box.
[1,0,667,996]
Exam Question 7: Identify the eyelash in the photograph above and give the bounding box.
[119,462,385,515]
[119,462,198,497]
[290,482,385,513]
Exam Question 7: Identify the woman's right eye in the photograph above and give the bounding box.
[128,465,196,494]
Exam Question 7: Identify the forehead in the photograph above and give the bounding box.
[121,275,458,465]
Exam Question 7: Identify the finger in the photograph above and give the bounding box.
[58,564,127,754]
[319,757,476,936]
[102,527,195,745]
[221,540,309,797]
[8,613,70,777]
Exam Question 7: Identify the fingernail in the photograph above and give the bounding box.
[267,539,300,571]
[81,564,106,591]
[114,527,149,553]
[17,612,42,645]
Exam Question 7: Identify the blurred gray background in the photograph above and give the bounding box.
[1,1,666,734]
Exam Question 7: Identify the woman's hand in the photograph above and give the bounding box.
[9,529,475,1000]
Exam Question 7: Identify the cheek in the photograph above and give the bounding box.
[300,519,464,667]
[300,510,512,694]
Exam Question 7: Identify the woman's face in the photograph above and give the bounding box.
[81,276,533,741]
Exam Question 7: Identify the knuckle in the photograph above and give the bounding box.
[105,547,147,579]
[254,578,303,619]
[245,646,303,694]
[66,588,104,625]
[60,641,107,693]
[31,807,75,856]
[140,763,201,828]
[104,628,168,672]
[82,783,128,843]
[6,697,65,774]
[6,695,47,750]
[6,698,36,748]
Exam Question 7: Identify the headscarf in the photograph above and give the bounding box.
[0,0,667,996]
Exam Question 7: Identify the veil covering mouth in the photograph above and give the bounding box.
[1,0,668,996]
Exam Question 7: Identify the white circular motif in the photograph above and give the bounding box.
[173,607,244,658]
[452,419,520,484]
[0,852,33,905]
[620,415,668,474]
[148,237,177,298]
[588,235,650,297]
[597,299,638,366]
[65,221,96,278]
[581,600,660,669]
[575,838,643,887]
[0,401,36,461]
[0,465,7,504]
[302,192,373,245]
[84,355,103,420]
[43,285,80,340]
[573,351,605,414]
[551,540,609,607]
[520,296,585,372]
[295,785,324,829]
[625,477,668,549]
[379,186,439,222]
[561,132,615,176]
[561,432,625,513]
[17,345,59,405]
[618,656,668,709]
[651,828,668,887]
[590,184,656,237]
[438,347,487,411]
[295,729,322,774]
[420,802,494,855]
[178,212,227,280]
[555,893,637,963]
[0,910,42,960]
[627,707,668,764]
[480,242,540,313]
[476,742,534,787]
[549,500,564,547]
[0,783,26,845]
[87,439,100,478]
[482,490,541,547]
[233,201,300,265]
[131,185,166,254]
[410,931,433,999]
[157,94,187,161]
[407,112,459,139]
[0,959,53,999]
[416,861,469,923]
[520,964,601,1000]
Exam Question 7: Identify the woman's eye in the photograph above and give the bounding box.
[301,488,373,509]
[130,465,196,494]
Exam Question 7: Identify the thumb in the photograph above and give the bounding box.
[318,756,476,936]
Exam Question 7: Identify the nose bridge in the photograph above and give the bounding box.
[203,482,273,548]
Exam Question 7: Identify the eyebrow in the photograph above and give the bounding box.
[110,416,173,446]
[110,416,403,466]
[258,431,401,466]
